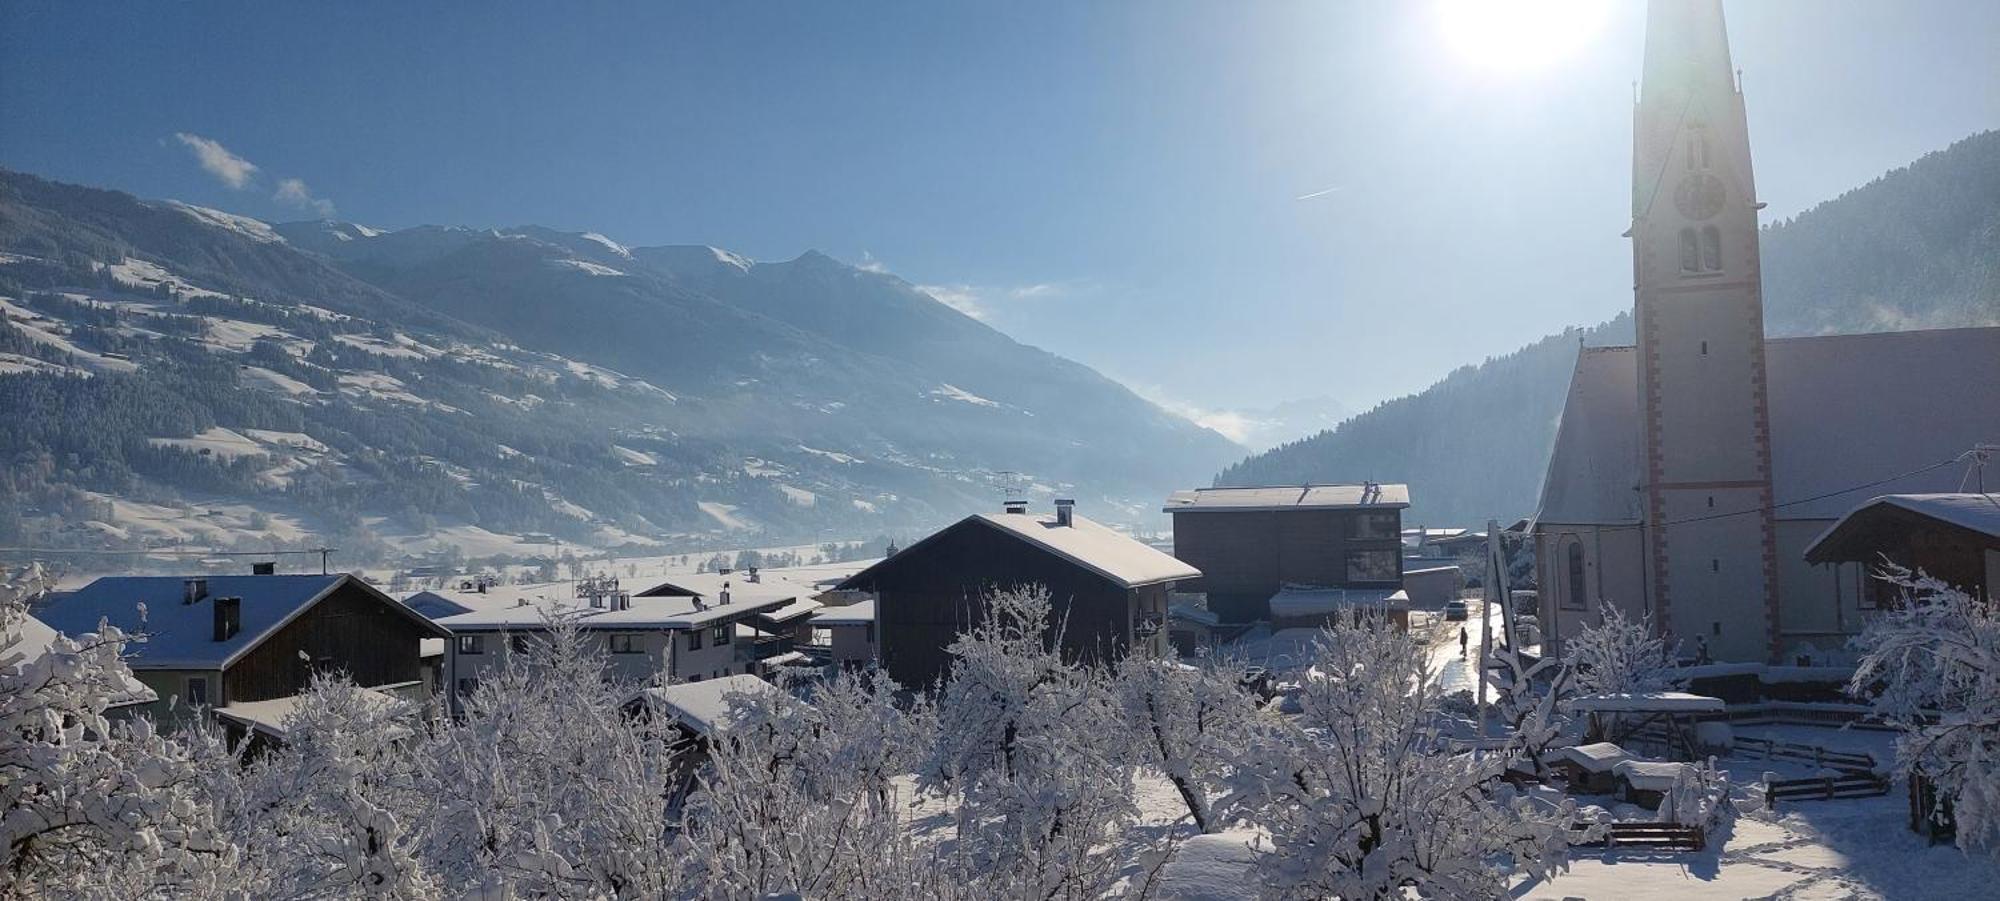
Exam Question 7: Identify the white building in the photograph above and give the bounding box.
[414,576,797,713]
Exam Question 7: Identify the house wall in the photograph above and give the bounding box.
[858,520,1142,688]
[1170,508,1402,623]
[669,624,753,682]
[120,668,223,729]
[226,582,433,704]
[828,622,876,668]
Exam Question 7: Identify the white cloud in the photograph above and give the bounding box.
[173,132,259,189]
[1121,380,1260,446]
[916,279,1076,321]
[917,283,986,319]
[856,251,890,273]
[273,177,335,217]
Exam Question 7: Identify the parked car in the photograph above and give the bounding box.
[1443,599,1469,621]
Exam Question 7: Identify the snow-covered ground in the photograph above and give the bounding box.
[1146,720,2000,899]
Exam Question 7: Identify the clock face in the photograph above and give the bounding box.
[1674,173,1728,221]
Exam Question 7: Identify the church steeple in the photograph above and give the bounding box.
[1629,0,1782,662]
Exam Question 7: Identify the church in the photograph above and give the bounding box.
[1531,1,2000,664]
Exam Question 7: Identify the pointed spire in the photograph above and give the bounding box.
[1632,0,1753,219]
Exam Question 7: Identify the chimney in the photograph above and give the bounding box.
[746,567,760,584]
[213,596,241,642]
[251,561,276,576]
[183,578,208,605]
[1055,498,1075,527]
[1003,499,1029,515]
[719,582,732,605]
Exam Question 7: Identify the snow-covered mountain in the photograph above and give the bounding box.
[0,170,1237,560]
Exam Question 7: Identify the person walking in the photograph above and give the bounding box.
[1459,626,1469,657]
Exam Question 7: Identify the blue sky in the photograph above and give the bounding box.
[3,1,1995,437]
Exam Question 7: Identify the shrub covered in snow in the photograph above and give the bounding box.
[1849,567,2000,852]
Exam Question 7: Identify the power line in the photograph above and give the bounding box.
[1578,453,1972,535]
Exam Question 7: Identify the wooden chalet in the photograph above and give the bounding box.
[34,572,448,730]
[837,499,1199,688]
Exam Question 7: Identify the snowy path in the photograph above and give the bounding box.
[1421,600,1500,696]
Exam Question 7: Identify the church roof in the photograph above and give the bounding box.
[1535,326,2000,526]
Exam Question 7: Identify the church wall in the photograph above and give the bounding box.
[1534,524,1647,658]
[1647,292,1768,482]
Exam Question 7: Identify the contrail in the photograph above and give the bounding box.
[1294,186,1343,201]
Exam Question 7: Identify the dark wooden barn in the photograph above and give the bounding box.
[1164,483,1411,623]
[838,500,1199,689]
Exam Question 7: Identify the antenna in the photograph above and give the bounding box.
[1960,444,1998,494]
[997,470,1026,503]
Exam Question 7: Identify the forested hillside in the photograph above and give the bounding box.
[1220,131,2000,524]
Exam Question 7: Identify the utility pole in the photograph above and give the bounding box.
[1476,519,1512,738]
[318,547,335,575]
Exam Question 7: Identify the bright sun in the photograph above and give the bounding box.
[1434,0,1612,71]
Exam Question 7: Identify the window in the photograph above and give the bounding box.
[458,635,485,655]
[1700,225,1722,271]
[456,677,479,696]
[688,629,704,651]
[712,623,732,646]
[185,676,209,707]
[1350,511,1398,540]
[1344,549,1399,583]
[1679,228,1700,273]
[510,634,530,655]
[609,633,643,654]
[1563,541,1587,611]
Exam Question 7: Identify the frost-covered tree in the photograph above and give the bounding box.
[227,673,433,897]
[681,670,943,898]
[1242,614,1579,900]
[1112,652,1269,833]
[924,586,1136,899]
[1849,566,2000,851]
[411,618,686,896]
[1562,601,1680,697]
[0,568,231,895]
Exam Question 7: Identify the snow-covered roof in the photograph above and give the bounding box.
[761,650,812,668]
[1613,760,1692,792]
[1168,601,1221,627]
[630,674,779,736]
[1804,492,2000,564]
[1533,347,1645,525]
[1267,587,1409,618]
[215,685,407,742]
[1165,483,1410,513]
[35,574,445,670]
[1567,691,1725,713]
[1535,327,2000,526]
[812,600,875,626]
[430,588,791,633]
[1550,742,1633,774]
[841,512,1199,591]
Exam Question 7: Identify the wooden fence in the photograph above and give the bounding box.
[1572,822,1705,852]
[1766,772,1890,806]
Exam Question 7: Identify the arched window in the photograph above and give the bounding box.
[1701,225,1722,271]
[1563,540,1588,611]
[1679,228,1700,273]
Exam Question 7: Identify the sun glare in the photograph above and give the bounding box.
[1434,0,1612,71]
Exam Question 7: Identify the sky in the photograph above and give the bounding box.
[3,1,1996,441]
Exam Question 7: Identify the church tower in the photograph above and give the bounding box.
[1631,0,1780,661]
